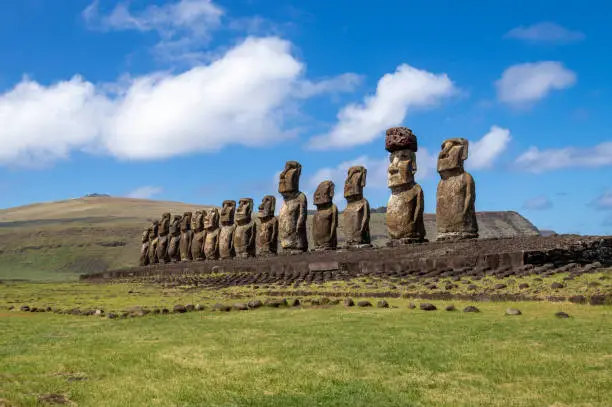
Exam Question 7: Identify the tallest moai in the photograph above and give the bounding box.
[278,161,308,254]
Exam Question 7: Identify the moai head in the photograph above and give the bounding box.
[203,208,220,231]
[278,161,302,196]
[236,198,254,225]
[258,195,276,218]
[314,180,334,207]
[220,200,236,225]
[344,166,367,201]
[151,221,159,238]
[180,212,192,232]
[171,215,182,235]
[385,127,418,189]
[159,212,171,233]
[437,138,468,175]
[192,210,204,232]
[142,227,152,243]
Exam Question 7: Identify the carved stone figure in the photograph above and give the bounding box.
[179,212,193,261]
[191,210,206,261]
[257,195,278,256]
[219,200,237,259]
[343,166,371,248]
[148,221,159,264]
[167,214,182,262]
[385,127,426,245]
[278,161,308,254]
[156,213,172,263]
[203,208,220,260]
[140,227,151,266]
[436,138,478,241]
[233,198,257,258]
[312,180,338,251]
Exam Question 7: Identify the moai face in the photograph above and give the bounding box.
[171,215,182,232]
[437,138,468,174]
[388,149,417,188]
[258,195,276,218]
[192,210,204,232]
[203,208,220,230]
[180,212,192,232]
[142,228,151,243]
[151,221,159,238]
[220,200,236,225]
[314,180,334,206]
[236,198,254,224]
[344,166,366,199]
[278,161,302,195]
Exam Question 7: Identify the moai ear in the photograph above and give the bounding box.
[361,167,367,188]
[460,138,469,160]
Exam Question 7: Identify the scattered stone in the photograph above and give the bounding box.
[376,300,389,308]
[468,284,478,290]
[292,299,301,307]
[173,305,187,313]
[248,300,263,309]
[555,311,570,318]
[161,308,169,314]
[38,393,70,405]
[420,303,437,311]
[19,305,30,312]
[463,305,480,313]
[94,309,104,316]
[185,304,195,312]
[444,283,454,290]
[494,284,507,290]
[195,304,205,311]
[357,300,372,307]
[551,282,565,289]
[310,299,320,306]
[232,303,249,311]
[264,299,285,308]
[408,302,416,309]
[107,313,117,319]
[445,304,456,311]
[505,308,522,316]
[518,283,529,289]
[212,303,231,312]
[344,298,355,307]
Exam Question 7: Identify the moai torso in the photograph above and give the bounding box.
[385,128,426,244]
[436,138,478,240]
[343,166,371,247]
[168,215,182,262]
[312,180,338,250]
[203,208,220,260]
[278,161,308,253]
[140,228,151,266]
[179,212,193,261]
[257,195,278,256]
[233,198,256,258]
[191,211,206,261]
[219,200,236,259]
[156,213,171,263]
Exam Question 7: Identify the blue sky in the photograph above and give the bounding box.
[0,0,611,235]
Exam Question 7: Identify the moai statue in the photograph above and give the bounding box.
[156,213,172,263]
[278,161,308,254]
[233,198,257,258]
[385,127,426,245]
[190,210,206,261]
[203,208,221,260]
[219,200,237,259]
[179,212,193,261]
[257,195,278,256]
[312,180,338,251]
[167,214,182,262]
[436,138,478,241]
[343,166,371,249]
[148,221,160,264]
[139,227,152,266]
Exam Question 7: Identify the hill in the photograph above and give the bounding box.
[0,196,540,281]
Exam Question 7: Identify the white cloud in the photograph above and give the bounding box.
[515,142,612,173]
[504,22,585,44]
[522,195,553,211]
[126,186,163,199]
[496,61,576,106]
[307,64,457,149]
[467,126,512,170]
[590,190,612,210]
[294,73,363,99]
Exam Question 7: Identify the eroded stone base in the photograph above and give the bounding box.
[386,237,427,247]
[436,232,479,242]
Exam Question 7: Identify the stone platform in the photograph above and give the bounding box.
[82,235,612,287]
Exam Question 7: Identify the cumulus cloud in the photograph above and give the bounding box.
[504,22,585,44]
[467,126,512,170]
[522,195,553,211]
[590,190,612,210]
[307,64,457,150]
[126,186,163,199]
[0,36,358,167]
[294,73,363,99]
[496,61,576,106]
[516,142,612,173]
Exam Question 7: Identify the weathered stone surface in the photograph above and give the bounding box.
[377,299,389,308]
[445,304,457,311]
[436,138,478,241]
[234,198,256,258]
[555,311,570,318]
[278,161,308,253]
[140,227,151,266]
[505,308,522,316]
[173,304,187,313]
[551,282,565,289]
[344,298,355,307]
[357,300,372,307]
[179,212,193,261]
[343,166,371,248]
[167,215,182,262]
[386,147,425,244]
[219,200,237,260]
[148,221,160,264]
[191,210,206,261]
[257,195,278,256]
[312,180,338,251]
[463,305,480,313]
[248,300,263,309]
[385,127,418,152]
[203,208,220,260]
[156,213,172,263]
[420,303,437,311]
